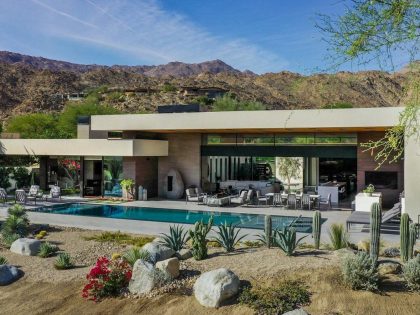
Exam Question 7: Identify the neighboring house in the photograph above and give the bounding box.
[1,107,419,220]
[179,86,227,99]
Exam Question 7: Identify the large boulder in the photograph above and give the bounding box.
[10,238,41,256]
[142,242,175,263]
[378,261,402,276]
[194,268,240,308]
[163,169,184,199]
[0,265,20,286]
[129,260,160,294]
[156,257,180,279]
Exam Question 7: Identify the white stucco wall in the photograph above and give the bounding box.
[404,135,420,220]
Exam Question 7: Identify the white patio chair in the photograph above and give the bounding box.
[185,188,204,204]
[45,185,61,201]
[0,188,7,204]
[287,193,297,209]
[230,190,247,206]
[256,190,268,205]
[319,193,332,210]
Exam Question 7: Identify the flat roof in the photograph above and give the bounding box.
[91,107,404,133]
[0,139,168,156]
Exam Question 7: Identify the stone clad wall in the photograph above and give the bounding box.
[357,132,404,208]
[158,134,201,198]
[123,157,158,198]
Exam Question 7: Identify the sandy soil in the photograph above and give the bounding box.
[0,226,419,315]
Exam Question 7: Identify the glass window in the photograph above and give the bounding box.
[206,134,236,145]
[103,157,123,197]
[48,157,81,195]
[275,134,314,145]
[237,134,274,145]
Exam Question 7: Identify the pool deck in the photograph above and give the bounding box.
[0,198,401,245]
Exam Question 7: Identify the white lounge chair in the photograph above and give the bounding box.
[45,185,61,201]
[230,190,247,206]
[185,188,205,204]
[28,185,41,197]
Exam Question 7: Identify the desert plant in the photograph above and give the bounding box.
[54,253,74,270]
[160,225,190,251]
[122,247,151,266]
[265,215,272,248]
[1,205,30,240]
[38,242,58,258]
[11,167,31,189]
[0,166,11,190]
[82,256,132,301]
[370,203,381,264]
[362,184,375,195]
[242,240,263,248]
[189,216,213,260]
[238,280,310,314]
[402,254,420,291]
[213,222,247,252]
[328,223,348,250]
[312,211,321,250]
[408,223,417,260]
[382,247,400,258]
[341,252,379,291]
[120,178,135,199]
[273,227,307,256]
[83,231,154,247]
[400,213,410,262]
[1,233,20,247]
[0,255,8,265]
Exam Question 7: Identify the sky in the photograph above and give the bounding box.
[0,0,413,74]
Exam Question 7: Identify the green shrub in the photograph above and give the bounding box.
[212,93,266,111]
[328,224,348,250]
[341,252,379,291]
[11,167,31,189]
[322,102,353,109]
[242,240,263,248]
[107,91,124,102]
[402,254,420,291]
[1,233,20,247]
[273,227,307,256]
[1,204,30,241]
[38,242,59,258]
[189,216,213,260]
[83,231,154,247]
[122,247,151,266]
[213,222,247,252]
[238,280,310,315]
[0,255,8,265]
[54,253,74,270]
[0,166,11,190]
[160,225,190,251]
[161,83,177,92]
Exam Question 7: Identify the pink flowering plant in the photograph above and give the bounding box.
[82,256,132,301]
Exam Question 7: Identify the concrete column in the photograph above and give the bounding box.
[404,135,420,220]
[39,156,48,190]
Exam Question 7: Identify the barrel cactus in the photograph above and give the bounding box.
[265,215,272,248]
[408,223,417,260]
[312,211,321,250]
[370,203,381,264]
[400,213,410,262]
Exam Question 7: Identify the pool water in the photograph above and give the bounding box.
[32,203,319,233]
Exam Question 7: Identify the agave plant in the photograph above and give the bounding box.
[123,247,151,266]
[54,253,74,270]
[214,222,247,252]
[273,227,307,256]
[38,242,58,258]
[160,225,190,251]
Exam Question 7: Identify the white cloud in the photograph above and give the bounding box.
[12,0,289,73]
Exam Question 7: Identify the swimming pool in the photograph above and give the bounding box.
[32,203,318,232]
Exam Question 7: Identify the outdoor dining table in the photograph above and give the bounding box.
[265,193,321,209]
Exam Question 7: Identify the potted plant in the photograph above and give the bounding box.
[363,184,375,196]
[120,178,136,200]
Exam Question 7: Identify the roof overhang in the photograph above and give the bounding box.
[0,139,168,157]
[90,107,404,133]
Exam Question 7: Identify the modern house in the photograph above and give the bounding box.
[1,107,419,220]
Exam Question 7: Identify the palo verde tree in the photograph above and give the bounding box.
[316,0,420,167]
[277,157,302,193]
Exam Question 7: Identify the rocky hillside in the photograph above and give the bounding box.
[0,51,417,120]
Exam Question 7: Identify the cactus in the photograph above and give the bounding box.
[400,213,410,262]
[370,203,381,264]
[312,211,321,250]
[265,215,272,248]
[189,216,213,260]
[408,223,417,259]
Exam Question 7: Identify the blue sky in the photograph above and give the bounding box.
[0,0,412,74]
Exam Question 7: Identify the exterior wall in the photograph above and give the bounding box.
[404,135,420,220]
[123,157,158,198]
[158,134,201,197]
[357,132,404,208]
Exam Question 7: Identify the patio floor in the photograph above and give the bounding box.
[0,197,401,245]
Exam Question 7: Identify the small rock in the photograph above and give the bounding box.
[282,309,309,315]
[156,257,180,279]
[129,259,160,294]
[142,242,175,263]
[176,248,192,260]
[0,265,20,286]
[378,261,402,276]
[194,268,240,308]
[333,248,355,258]
[10,238,42,256]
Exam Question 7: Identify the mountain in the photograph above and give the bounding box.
[0,51,241,77]
[0,51,416,120]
